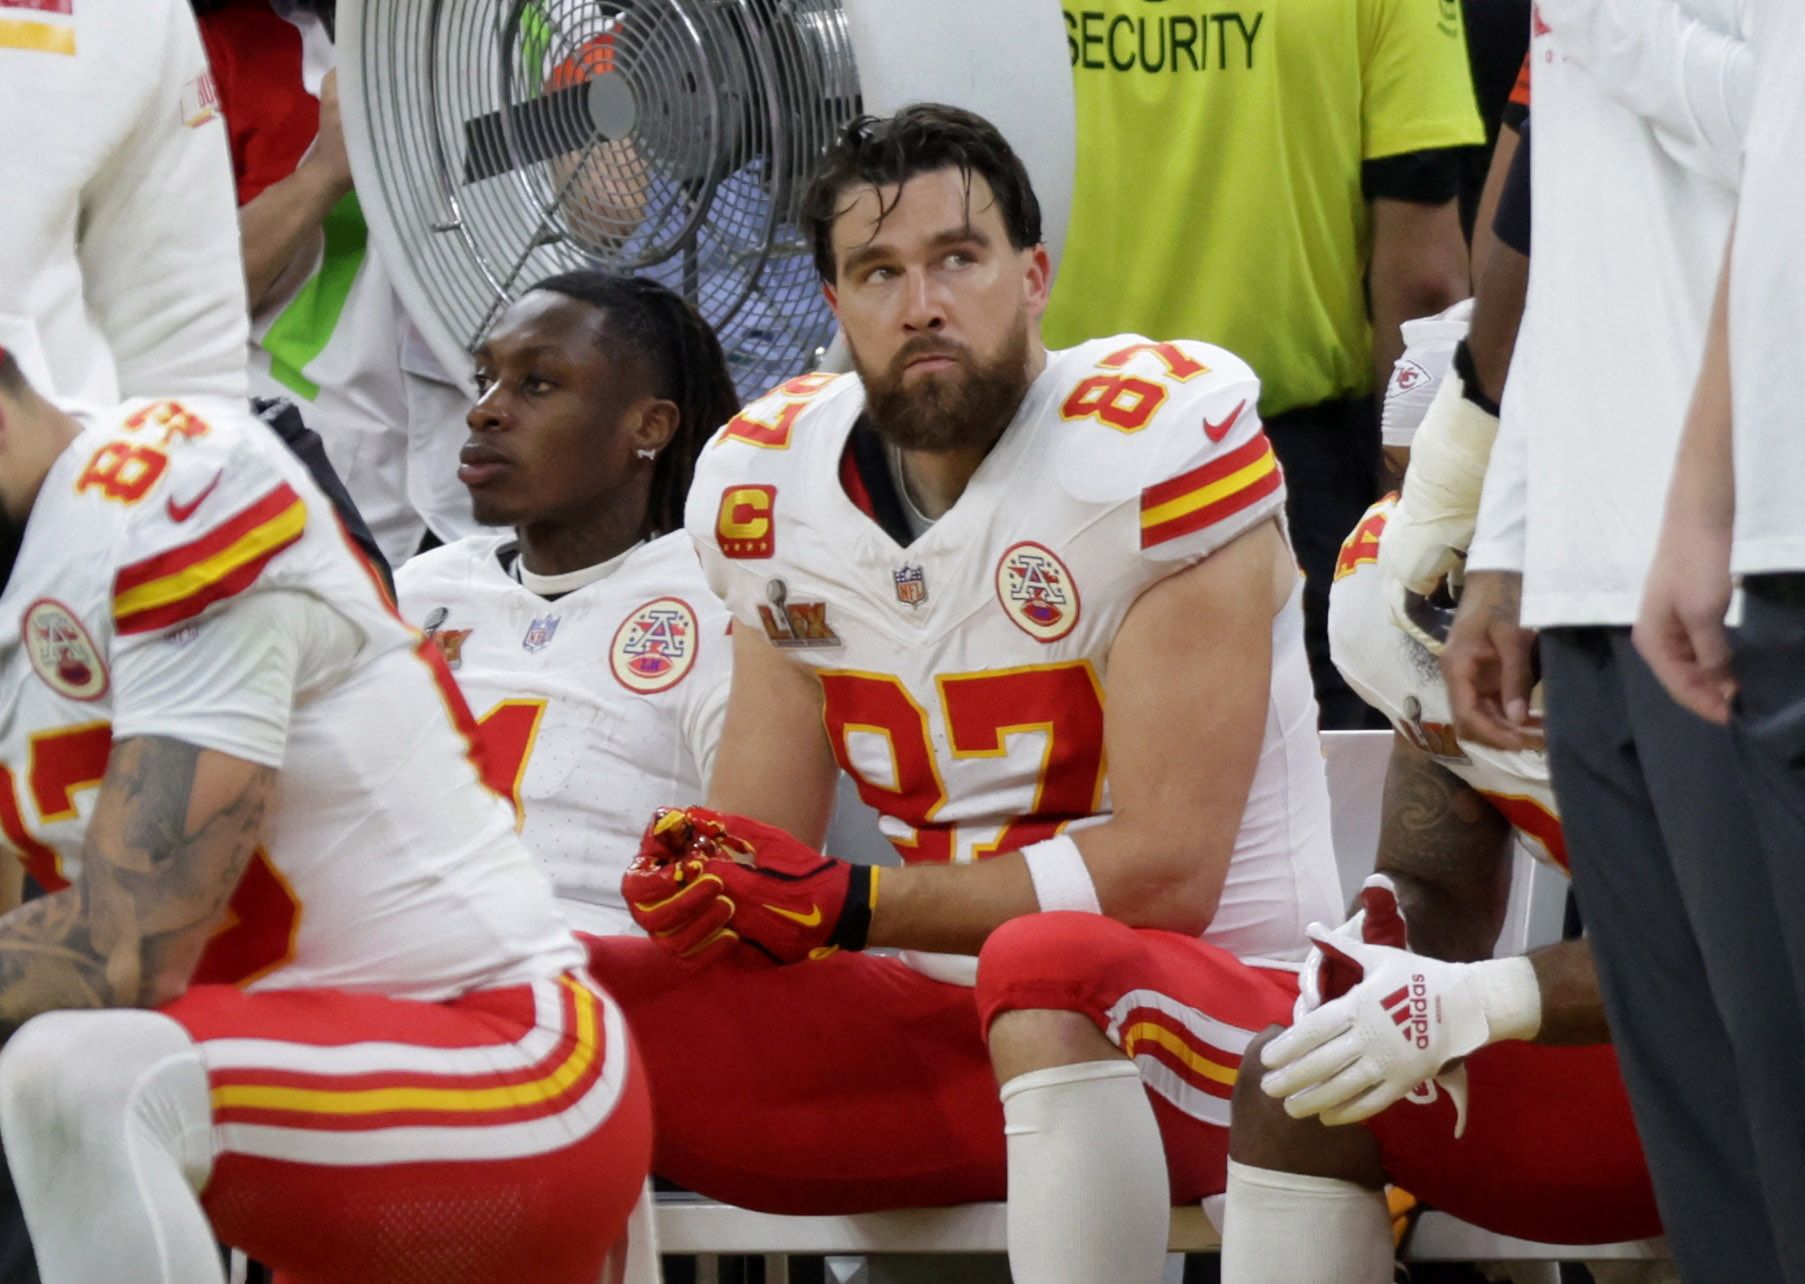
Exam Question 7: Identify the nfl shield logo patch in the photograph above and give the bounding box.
[521,614,560,653]
[893,564,927,608]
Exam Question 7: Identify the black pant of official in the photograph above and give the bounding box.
[1732,575,1805,1025]
[1265,398,1388,731]
[1542,628,1805,1283]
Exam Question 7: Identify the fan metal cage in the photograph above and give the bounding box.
[348,0,855,391]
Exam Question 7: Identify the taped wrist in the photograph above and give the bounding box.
[1023,834,1102,914]
[1397,367,1500,539]
[828,865,879,951]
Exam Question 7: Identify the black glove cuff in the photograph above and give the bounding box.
[830,865,877,952]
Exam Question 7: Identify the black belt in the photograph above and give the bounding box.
[1743,573,1805,610]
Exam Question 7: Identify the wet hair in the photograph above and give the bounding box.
[525,271,741,539]
[801,103,1043,283]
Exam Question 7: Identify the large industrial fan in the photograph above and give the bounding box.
[338,0,1075,397]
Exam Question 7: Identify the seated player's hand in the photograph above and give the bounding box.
[1294,874,1408,1020]
[1262,931,1541,1138]
[622,807,879,966]
[621,815,740,963]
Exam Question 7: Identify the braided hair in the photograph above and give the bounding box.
[525,271,741,540]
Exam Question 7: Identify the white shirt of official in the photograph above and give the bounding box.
[1467,0,1754,627]
[0,0,248,408]
[1727,0,1805,577]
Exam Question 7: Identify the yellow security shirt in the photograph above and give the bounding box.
[1045,0,1484,415]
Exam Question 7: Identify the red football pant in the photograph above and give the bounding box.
[167,971,651,1283]
[586,911,1297,1212]
[1367,1040,1661,1244]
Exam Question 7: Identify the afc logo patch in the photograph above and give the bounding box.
[717,485,776,559]
[611,597,699,694]
[21,598,108,701]
[995,542,1080,643]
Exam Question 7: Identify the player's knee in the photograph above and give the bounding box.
[0,1013,121,1152]
[1228,1027,1294,1158]
[0,1010,194,1155]
[978,911,1138,1004]
[979,914,1139,1080]
[988,1008,1117,1082]
[1229,1025,1385,1184]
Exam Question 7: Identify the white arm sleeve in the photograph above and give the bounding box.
[79,0,249,402]
[1541,0,1754,186]
[110,590,363,767]
[1466,382,1530,575]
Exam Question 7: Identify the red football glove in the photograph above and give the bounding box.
[621,807,880,966]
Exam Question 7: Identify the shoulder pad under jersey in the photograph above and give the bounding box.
[99,399,309,638]
[1051,336,1266,506]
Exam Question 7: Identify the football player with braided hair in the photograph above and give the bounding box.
[397,269,741,937]
[586,103,1343,1284]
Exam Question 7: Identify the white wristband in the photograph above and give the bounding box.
[1023,834,1102,915]
[1477,955,1543,1043]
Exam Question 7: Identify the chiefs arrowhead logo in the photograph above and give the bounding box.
[1392,361,1430,394]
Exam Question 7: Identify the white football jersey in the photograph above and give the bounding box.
[0,398,580,998]
[1328,497,1567,870]
[0,0,247,409]
[397,531,733,936]
[686,338,1343,965]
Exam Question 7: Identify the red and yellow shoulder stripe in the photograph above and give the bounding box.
[0,0,75,56]
[1139,432,1283,550]
[113,483,307,636]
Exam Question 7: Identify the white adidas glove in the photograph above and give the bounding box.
[1381,299,1473,450]
[1294,874,1408,1021]
[1262,934,1541,1138]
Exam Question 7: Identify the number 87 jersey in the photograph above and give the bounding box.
[685,335,1341,964]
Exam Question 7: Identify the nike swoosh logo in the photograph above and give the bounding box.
[1203,400,1247,443]
[764,902,823,927]
[165,470,223,523]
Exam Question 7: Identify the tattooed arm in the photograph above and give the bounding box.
[1375,730,1607,1044]
[1373,730,1515,964]
[0,736,274,1041]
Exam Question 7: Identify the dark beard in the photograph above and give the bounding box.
[855,316,1032,455]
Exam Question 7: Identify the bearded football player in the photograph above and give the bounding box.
[585,104,1342,1284]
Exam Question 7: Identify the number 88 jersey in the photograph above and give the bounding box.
[686,336,1342,963]
[0,399,579,997]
